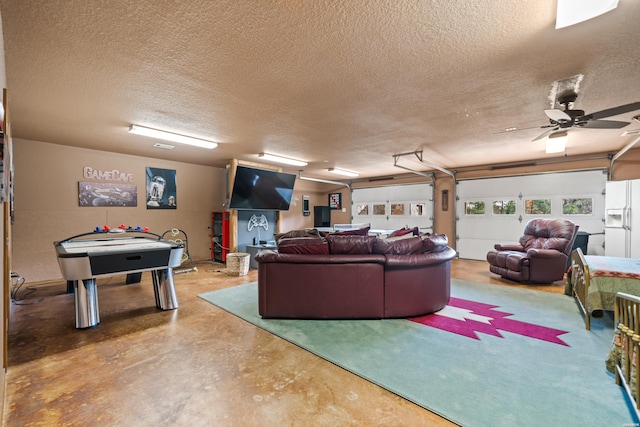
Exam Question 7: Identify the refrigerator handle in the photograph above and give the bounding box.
[624,207,631,230]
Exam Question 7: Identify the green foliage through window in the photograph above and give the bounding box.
[465,201,485,215]
[493,200,516,215]
[525,199,551,215]
[562,198,593,215]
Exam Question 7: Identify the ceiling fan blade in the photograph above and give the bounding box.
[544,109,571,122]
[585,102,640,120]
[493,125,551,135]
[532,127,558,141]
[580,119,630,129]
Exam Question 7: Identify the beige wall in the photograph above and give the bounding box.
[278,174,353,230]
[1,6,8,409]
[12,137,640,283]
[13,141,351,283]
[280,180,351,230]
[13,139,227,283]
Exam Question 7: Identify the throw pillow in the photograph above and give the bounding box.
[388,226,420,237]
[383,233,416,242]
[331,226,371,236]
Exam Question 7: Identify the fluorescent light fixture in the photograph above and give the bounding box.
[129,125,217,149]
[258,153,308,166]
[546,131,568,154]
[328,167,359,177]
[556,0,618,29]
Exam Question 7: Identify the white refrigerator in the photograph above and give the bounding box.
[605,179,640,258]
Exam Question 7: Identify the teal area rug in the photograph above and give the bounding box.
[199,279,636,427]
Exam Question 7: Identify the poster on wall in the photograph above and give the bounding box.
[146,167,177,209]
[78,182,138,207]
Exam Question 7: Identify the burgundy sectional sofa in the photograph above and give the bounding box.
[255,233,457,319]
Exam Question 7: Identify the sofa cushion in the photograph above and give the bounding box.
[277,237,329,255]
[372,238,392,254]
[326,235,376,254]
[373,236,423,255]
[275,228,321,242]
[422,233,448,253]
[384,246,457,267]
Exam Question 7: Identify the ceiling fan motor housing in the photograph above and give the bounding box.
[557,90,578,106]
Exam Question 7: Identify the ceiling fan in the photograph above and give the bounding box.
[503,90,640,141]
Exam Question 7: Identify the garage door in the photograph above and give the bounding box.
[352,183,434,233]
[456,169,606,260]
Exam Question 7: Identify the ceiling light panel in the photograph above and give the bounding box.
[129,125,218,149]
[328,167,359,177]
[258,153,308,166]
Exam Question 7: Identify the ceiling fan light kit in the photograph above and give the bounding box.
[129,125,218,149]
[546,131,568,154]
[258,153,308,166]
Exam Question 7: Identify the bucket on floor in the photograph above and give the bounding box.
[226,252,250,276]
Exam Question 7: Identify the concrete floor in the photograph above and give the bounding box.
[2,259,566,426]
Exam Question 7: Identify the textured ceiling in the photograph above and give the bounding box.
[1,1,639,179]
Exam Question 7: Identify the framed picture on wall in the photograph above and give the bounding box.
[146,167,177,209]
[78,182,137,207]
[328,192,342,210]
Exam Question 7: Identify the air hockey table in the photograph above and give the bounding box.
[54,228,184,329]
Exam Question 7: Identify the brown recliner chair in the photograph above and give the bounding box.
[486,218,579,284]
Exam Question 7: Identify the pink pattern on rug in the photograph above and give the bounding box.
[409,297,570,346]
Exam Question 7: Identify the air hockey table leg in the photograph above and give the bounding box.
[74,279,99,329]
[151,268,179,310]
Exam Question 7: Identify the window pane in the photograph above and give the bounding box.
[373,204,386,215]
[562,198,593,215]
[356,204,368,215]
[410,203,425,216]
[525,199,551,215]
[465,201,485,215]
[493,199,517,215]
[391,203,404,215]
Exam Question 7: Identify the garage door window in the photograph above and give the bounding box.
[465,201,485,215]
[562,197,593,215]
[525,199,551,215]
[493,200,517,215]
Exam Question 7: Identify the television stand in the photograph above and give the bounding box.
[246,244,277,269]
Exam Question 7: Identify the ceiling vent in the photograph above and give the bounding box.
[153,142,175,150]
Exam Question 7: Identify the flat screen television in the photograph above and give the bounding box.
[228,165,296,211]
